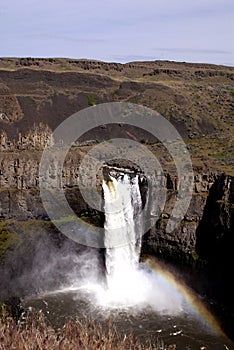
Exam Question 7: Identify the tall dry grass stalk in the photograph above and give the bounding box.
[0,306,170,349]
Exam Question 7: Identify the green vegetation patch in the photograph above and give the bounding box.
[87,93,97,106]
[0,221,19,257]
[191,251,199,261]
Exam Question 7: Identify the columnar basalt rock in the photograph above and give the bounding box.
[0,149,233,260]
[0,124,53,151]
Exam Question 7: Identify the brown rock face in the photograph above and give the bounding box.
[0,58,233,337]
[0,57,233,270]
[0,81,23,122]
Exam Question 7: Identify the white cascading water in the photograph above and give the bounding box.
[102,174,143,305]
[101,173,183,312]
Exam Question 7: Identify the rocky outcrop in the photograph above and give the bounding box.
[142,173,231,262]
[0,82,23,122]
[0,124,53,151]
[144,68,234,80]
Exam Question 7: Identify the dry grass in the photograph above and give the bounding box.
[0,307,169,350]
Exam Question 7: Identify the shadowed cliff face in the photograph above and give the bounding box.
[141,173,234,340]
[195,176,234,332]
[142,174,234,269]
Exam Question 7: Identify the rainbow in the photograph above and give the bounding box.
[142,256,227,339]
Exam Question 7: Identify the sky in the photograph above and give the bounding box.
[0,0,233,66]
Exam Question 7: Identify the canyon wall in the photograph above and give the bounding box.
[1,146,233,268]
[0,58,233,336]
[0,149,233,337]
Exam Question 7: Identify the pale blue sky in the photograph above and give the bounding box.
[0,0,233,66]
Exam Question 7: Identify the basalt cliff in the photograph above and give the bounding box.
[0,57,234,336]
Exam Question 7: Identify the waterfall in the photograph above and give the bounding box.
[102,173,143,303]
[101,172,183,312]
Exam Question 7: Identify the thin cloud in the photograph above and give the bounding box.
[26,34,106,43]
[110,55,157,62]
[153,48,232,55]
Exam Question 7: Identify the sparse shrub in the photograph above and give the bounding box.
[87,93,97,106]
